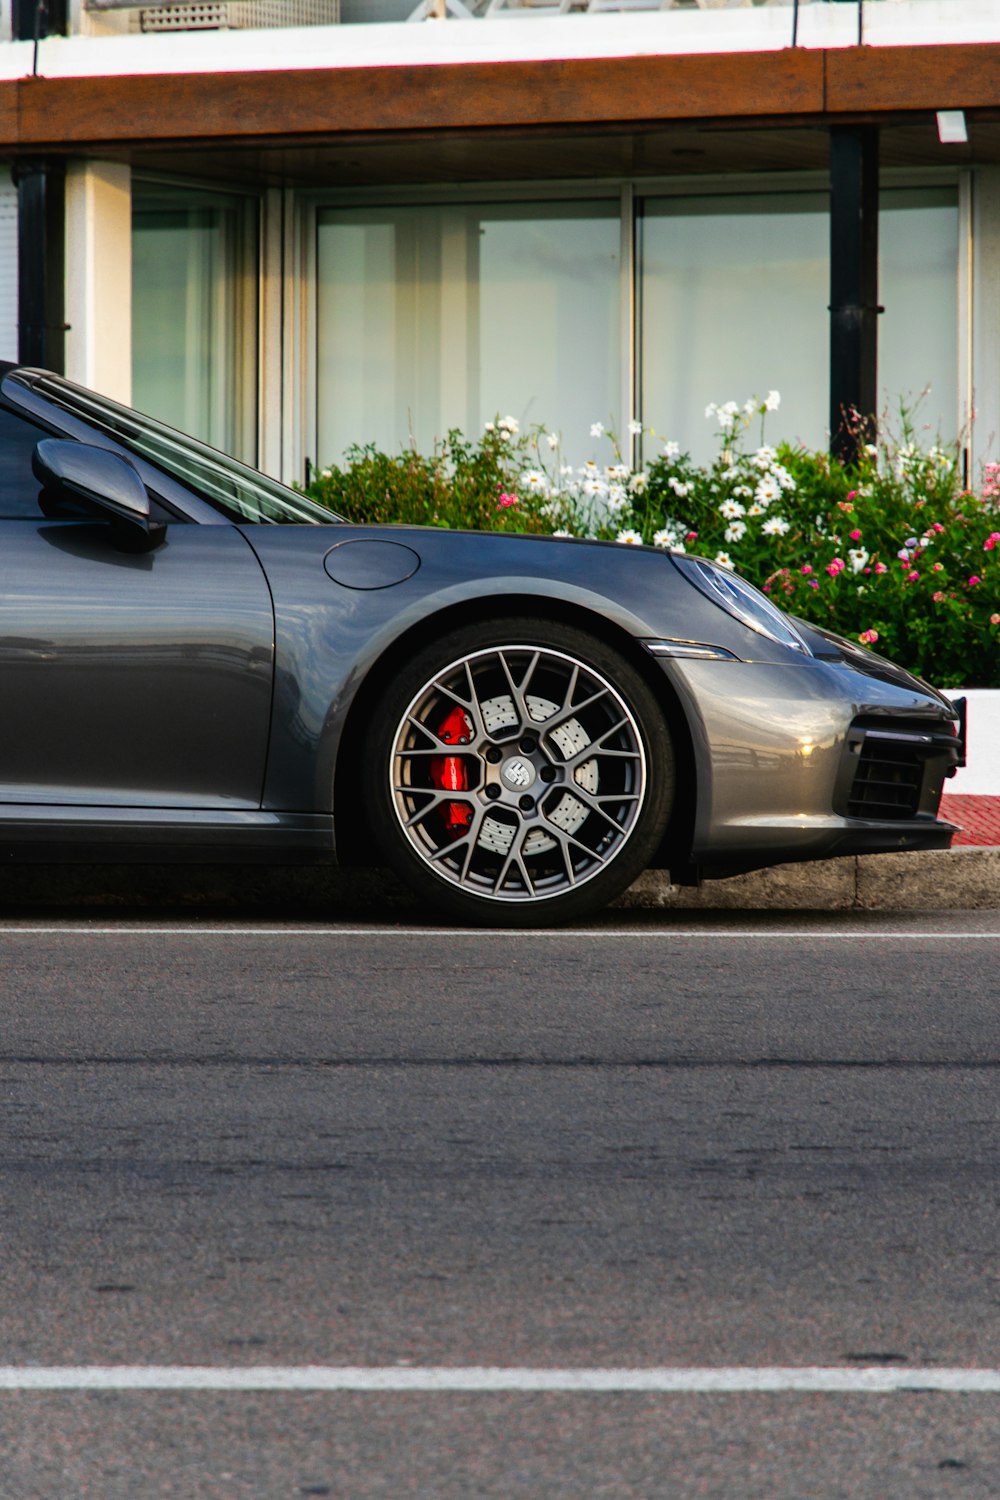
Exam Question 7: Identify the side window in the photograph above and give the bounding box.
[0,404,54,519]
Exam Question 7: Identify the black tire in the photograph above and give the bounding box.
[361,617,675,926]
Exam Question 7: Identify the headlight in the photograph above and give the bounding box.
[672,555,811,654]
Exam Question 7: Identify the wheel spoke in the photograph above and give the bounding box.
[497,647,540,728]
[563,717,640,769]
[545,682,607,733]
[398,787,470,828]
[558,784,637,834]
[493,830,535,898]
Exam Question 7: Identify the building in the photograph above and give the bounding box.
[0,0,998,485]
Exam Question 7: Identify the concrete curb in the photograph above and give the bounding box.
[618,847,1000,912]
[0,848,995,915]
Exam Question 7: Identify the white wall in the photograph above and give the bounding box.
[64,160,132,402]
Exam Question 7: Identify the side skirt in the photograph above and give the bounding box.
[0,807,336,865]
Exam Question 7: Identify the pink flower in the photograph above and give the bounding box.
[800,564,813,576]
[826,558,846,577]
[969,575,982,587]
[686,531,698,543]
[933,591,946,603]
[985,532,1000,551]
[933,522,946,533]
[497,492,518,509]
[874,562,888,575]
[907,570,919,582]
[849,529,862,541]
[991,613,1000,626]
[932,562,943,572]
[846,491,857,502]
[808,580,819,589]
[858,629,879,645]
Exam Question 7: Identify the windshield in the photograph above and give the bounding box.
[8,372,340,527]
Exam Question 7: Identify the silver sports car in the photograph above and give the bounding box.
[0,365,963,925]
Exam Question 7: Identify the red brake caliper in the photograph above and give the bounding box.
[430,705,474,835]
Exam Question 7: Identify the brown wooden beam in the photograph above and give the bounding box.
[826,43,1000,114]
[8,50,824,149]
[0,40,996,153]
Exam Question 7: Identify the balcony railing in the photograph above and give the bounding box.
[82,0,950,23]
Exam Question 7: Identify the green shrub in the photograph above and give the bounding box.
[306,420,552,535]
[306,401,1000,688]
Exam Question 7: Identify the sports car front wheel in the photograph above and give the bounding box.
[362,619,675,925]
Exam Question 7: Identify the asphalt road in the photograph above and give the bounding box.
[2,910,1000,1498]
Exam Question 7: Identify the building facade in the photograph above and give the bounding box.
[0,0,998,485]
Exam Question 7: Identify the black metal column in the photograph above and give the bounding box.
[829,124,880,465]
[14,161,66,372]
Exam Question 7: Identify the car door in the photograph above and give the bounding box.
[0,405,274,809]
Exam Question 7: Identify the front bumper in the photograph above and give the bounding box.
[654,656,962,876]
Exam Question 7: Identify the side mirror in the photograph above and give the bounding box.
[32,439,167,552]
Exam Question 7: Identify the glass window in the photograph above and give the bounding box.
[639,186,959,465]
[879,187,959,445]
[132,185,259,464]
[0,405,56,518]
[315,200,621,467]
[639,192,830,464]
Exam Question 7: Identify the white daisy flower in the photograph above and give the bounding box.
[616,529,643,545]
[725,521,747,543]
[755,474,781,506]
[714,551,735,570]
[848,548,869,573]
[764,390,781,411]
[652,528,677,549]
[719,499,746,521]
[662,440,680,459]
[761,516,790,536]
[628,419,643,436]
[590,421,605,439]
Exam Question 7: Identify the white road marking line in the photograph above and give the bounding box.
[0,1366,999,1393]
[0,926,996,939]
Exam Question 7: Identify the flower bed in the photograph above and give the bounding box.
[306,397,1000,689]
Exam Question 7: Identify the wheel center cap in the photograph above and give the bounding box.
[501,756,536,791]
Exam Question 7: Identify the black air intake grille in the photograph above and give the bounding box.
[846,738,924,820]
